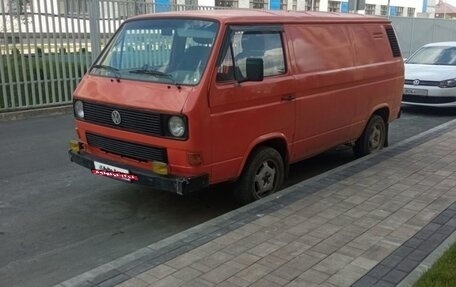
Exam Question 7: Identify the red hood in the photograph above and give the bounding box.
[74,75,192,113]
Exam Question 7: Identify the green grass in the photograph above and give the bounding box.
[413,242,456,287]
[0,52,90,110]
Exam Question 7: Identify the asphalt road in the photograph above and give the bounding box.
[0,106,454,287]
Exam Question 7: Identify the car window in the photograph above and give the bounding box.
[406,46,456,66]
[92,19,218,85]
[217,29,286,82]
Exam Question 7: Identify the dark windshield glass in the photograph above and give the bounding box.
[91,19,218,85]
[406,46,456,66]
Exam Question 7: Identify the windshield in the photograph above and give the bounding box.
[91,18,219,85]
[406,46,456,66]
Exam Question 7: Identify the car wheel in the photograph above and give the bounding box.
[235,146,285,205]
[353,114,386,157]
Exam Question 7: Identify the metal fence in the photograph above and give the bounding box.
[0,0,218,112]
[391,16,456,58]
[0,1,455,112]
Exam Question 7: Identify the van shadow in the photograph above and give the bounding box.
[104,147,353,222]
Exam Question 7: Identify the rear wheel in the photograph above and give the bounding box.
[353,114,387,157]
[235,147,284,205]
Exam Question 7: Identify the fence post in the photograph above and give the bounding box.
[89,0,101,63]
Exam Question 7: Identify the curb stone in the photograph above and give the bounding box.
[0,105,72,122]
[397,230,456,287]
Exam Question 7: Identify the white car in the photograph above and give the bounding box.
[402,42,456,107]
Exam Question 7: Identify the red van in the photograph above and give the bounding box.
[69,10,404,204]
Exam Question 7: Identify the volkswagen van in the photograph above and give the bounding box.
[69,10,404,204]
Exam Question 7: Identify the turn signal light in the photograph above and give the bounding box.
[187,153,202,166]
[152,161,168,175]
[69,140,82,153]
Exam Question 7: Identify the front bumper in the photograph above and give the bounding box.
[68,150,209,195]
[402,85,456,107]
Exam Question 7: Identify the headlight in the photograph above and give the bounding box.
[439,79,456,88]
[74,100,84,118]
[168,116,185,137]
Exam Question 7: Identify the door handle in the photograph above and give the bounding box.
[281,94,296,102]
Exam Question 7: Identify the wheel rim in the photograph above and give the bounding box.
[368,122,384,152]
[254,160,277,198]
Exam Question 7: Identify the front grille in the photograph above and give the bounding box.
[403,94,456,104]
[404,80,440,86]
[83,101,163,136]
[86,133,167,162]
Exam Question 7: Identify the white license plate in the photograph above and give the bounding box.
[404,88,428,96]
[94,161,129,174]
[93,161,134,182]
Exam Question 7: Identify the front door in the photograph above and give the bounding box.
[208,25,296,183]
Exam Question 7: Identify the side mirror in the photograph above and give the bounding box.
[245,58,264,82]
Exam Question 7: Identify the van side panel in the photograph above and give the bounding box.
[288,23,403,163]
[288,24,360,162]
[209,77,296,184]
[347,24,404,134]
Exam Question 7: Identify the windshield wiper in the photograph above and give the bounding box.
[130,65,181,90]
[92,64,121,82]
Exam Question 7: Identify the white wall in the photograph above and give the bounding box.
[239,0,250,8]
[198,0,215,6]
[319,0,328,12]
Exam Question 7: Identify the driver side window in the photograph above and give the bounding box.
[217,29,286,82]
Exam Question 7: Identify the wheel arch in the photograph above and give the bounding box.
[371,105,390,147]
[372,105,390,124]
[237,134,290,179]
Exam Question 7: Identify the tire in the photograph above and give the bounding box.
[353,114,387,157]
[234,146,285,205]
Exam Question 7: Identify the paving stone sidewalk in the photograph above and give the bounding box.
[57,120,456,287]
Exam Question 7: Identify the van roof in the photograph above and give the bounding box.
[129,9,390,24]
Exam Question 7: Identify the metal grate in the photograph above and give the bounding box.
[385,26,402,58]
[86,133,167,162]
[83,101,163,136]
[404,80,440,86]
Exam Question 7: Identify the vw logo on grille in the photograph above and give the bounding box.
[413,79,420,86]
[111,110,122,125]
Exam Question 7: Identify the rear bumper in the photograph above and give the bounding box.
[68,150,209,195]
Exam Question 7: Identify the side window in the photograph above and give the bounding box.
[217,29,286,82]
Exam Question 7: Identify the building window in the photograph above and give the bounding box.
[281,0,287,10]
[328,1,340,12]
[250,0,267,9]
[292,0,297,10]
[7,0,32,14]
[380,5,387,16]
[59,0,88,15]
[407,7,415,17]
[305,0,320,11]
[365,4,375,15]
[216,0,239,7]
[185,0,198,7]
[396,6,403,16]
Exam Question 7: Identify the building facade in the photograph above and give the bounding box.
[1,0,449,20]
[184,0,427,17]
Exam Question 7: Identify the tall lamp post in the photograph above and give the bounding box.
[387,0,391,17]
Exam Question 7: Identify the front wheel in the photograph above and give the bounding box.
[235,147,285,205]
[353,114,387,157]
